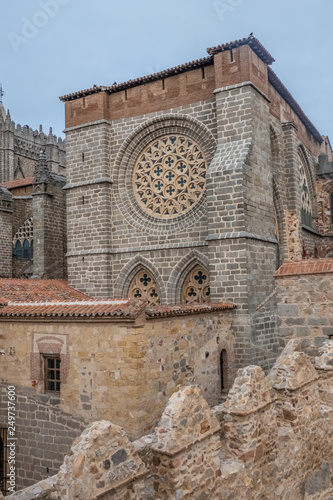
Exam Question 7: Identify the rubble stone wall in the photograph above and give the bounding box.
[276,266,333,356]
[9,339,333,499]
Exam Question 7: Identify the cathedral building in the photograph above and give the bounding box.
[0,103,66,279]
[59,35,333,370]
[1,35,333,495]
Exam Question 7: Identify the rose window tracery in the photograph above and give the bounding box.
[182,265,210,304]
[133,135,207,219]
[128,269,160,305]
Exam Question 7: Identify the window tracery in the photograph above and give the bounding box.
[298,154,312,227]
[182,265,210,304]
[13,217,33,259]
[128,269,160,305]
[133,135,207,219]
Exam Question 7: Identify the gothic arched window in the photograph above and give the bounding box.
[128,269,160,305]
[181,265,210,304]
[298,153,312,227]
[14,240,22,258]
[13,217,33,260]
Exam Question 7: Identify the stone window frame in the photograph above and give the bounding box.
[113,115,216,235]
[297,146,317,226]
[218,341,234,393]
[12,216,34,260]
[43,354,61,393]
[181,264,210,304]
[31,333,69,394]
[168,249,210,304]
[128,268,160,305]
[115,255,166,303]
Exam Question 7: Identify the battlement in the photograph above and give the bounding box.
[9,339,333,499]
[0,110,65,148]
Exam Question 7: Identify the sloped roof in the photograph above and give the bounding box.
[0,279,235,320]
[0,279,91,303]
[206,35,274,64]
[275,259,333,277]
[0,299,145,319]
[1,177,35,190]
[146,302,236,318]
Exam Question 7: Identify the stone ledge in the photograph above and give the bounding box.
[213,81,270,103]
[63,177,113,190]
[206,231,277,244]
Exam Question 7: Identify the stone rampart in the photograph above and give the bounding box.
[8,339,333,499]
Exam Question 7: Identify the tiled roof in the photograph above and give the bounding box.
[59,36,276,103]
[59,56,214,101]
[146,302,236,318]
[0,299,145,319]
[206,35,275,64]
[0,279,91,303]
[268,68,322,144]
[275,259,333,277]
[1,177,35,190]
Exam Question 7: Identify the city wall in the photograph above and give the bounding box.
[7,338,333,499]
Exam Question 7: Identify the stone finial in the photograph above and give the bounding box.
[268,339,318,390]
[34,149,51,183]
[224,365,274,415]
[153,386,220,454]
[315,340,333,370]
[55,420,147,500]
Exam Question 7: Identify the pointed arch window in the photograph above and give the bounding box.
[128,269,160,305]
[298,153,313,227]
[12,217,33,259]
[182,265,210,304]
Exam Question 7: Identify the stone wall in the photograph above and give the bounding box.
[0,383,87,491]
[0,309,234,439]
[275,259,333,356]
[9,339,333,499]
[0,105,65,183]
[0,188,13,278]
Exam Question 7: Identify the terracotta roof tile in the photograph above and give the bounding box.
[0,299,145,319]
[1,177,35,190]
[59,56,213,101]
[206,35,275,64]
[146,302,236,318]
[0,279,92,303]
[275,259,333,277]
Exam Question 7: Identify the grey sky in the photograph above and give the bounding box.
[1,0,332,142]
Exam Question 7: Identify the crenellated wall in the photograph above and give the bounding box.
[9,338,333,500]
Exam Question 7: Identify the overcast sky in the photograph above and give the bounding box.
[1,0,332,142]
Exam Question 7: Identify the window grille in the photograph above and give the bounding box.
[44,356,61,393]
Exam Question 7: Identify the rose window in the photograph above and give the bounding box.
[133,135,207,219]
[182,265,210,304]
[128,269,160,305]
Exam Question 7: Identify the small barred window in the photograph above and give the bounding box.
[128,269,160,305]
[44,355,61,393]
[182,265,210,304]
